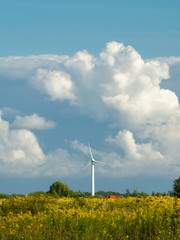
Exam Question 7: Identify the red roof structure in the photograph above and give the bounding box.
[105,195,124,199]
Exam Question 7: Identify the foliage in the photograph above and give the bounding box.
[0,195,179,239]
[0,193,10,199]
[48,181,70,197]
[95,190,123,198]
[125,188,131,197]
[29,191,47,197]
[94,189,150,198]
[174,176,180,197]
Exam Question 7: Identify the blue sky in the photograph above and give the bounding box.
[0,0,180,194]
[1,0,180,57]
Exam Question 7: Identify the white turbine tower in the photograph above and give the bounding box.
[88,143,103,196]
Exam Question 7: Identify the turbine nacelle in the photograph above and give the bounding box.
[88,142,102,163]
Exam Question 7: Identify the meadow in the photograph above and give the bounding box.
[0,195,179,240]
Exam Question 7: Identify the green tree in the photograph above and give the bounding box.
[48,181,70,197]
[140,191,148,197]
[173,177,180,197]
[151,191,155,196]
[125,189,131,197]
[132,188,140,197]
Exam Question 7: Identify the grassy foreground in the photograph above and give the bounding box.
[0,195,180,240]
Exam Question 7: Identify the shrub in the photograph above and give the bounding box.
[48,181,70,197]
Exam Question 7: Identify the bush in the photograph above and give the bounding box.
[29,191,47,197]
[0,193,10,199]
[173,177,180,197]
[48,181,70,197]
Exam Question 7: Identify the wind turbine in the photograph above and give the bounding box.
[88,143,103,196]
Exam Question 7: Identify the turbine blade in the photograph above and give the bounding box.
[94,160,104,164]
[88,142,94,160]
[83,162,91,170]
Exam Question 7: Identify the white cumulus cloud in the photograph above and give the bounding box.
[44,148,84,177]
[0,111,45,176]
[11,114,56,130]
[0,112,84,177]
[99,42,178,126]
[31,69,76,102]
[0,42,180,178]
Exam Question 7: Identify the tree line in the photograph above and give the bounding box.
[0,176,180,199]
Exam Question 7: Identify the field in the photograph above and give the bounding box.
[0,195,180,240]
